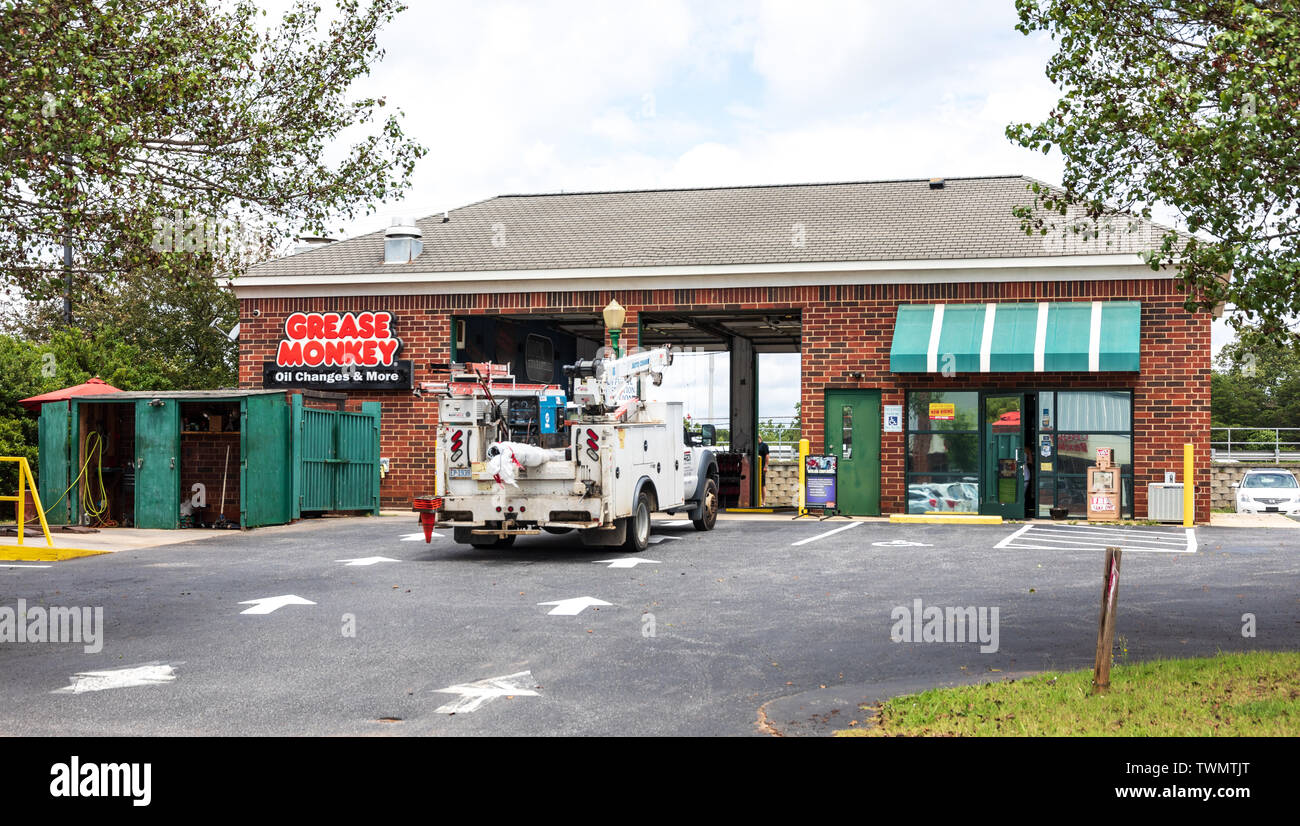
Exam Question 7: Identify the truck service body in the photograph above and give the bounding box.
[413,347,719,552]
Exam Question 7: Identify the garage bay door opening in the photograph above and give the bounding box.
[452,310,802,510]
[640,309,801,509]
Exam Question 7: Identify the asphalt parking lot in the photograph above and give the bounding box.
[1,514,1297,736]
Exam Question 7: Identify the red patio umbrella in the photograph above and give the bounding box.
[18,376,123,413]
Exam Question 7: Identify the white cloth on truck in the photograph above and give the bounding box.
[486,442,566,487]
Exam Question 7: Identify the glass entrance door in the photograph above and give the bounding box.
[982,394,1026,518]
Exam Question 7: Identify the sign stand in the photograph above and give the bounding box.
[800,454,850,521]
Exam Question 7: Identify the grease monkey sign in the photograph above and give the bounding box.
[263,311,413,390]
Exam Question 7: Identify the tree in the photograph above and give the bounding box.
[5,263,240,391]
[0,327,180,496]
[0,0,425,306]
[1007,1,1300,342]
[759,402,800,444]
[1211,325,1300,431]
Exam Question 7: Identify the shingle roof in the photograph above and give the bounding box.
[243,175,1173,279]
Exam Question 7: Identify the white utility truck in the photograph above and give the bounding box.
[412,347,719,552]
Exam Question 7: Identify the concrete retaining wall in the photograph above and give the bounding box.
[760,459,799,508]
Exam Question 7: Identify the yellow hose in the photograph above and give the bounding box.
[42,431,113,525]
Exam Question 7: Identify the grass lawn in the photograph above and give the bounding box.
[837,651,1300,736]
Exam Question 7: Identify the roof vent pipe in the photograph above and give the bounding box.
[929,177,945,190]
[384,217,423,264]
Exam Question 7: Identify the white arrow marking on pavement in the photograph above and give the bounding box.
[594,558,661,569]
[434,670,539,714]
[238,594,316,615]
[538,596,612,616]
[659,520,692,527]
[872,539,933,547]
[337,556,399,566]
[400,532,441,541]
[646,535,681,545]
[54,664,177,694]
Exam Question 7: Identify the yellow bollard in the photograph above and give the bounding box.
[1183,443,1194,527]
[797,438,810,516]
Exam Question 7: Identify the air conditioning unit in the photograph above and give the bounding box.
[1147,483,1185,522]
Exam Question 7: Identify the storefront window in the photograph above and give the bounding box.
[908,475,979,514]
[1056,434,1132,474]
[906,391,978,432]
[906,389,1134,518]
[1043,390,1134,518]
[907,433,978,474]
[1057,391,1131,432]
[906,391,979,513]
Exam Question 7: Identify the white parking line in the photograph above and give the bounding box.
[1022,529,1188,546]
[0,564,52,569]
[791,521,862,546]
[995,523,1197,553]
[1040,523,1188,538]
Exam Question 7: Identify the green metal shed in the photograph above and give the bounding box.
[37,390,380,529]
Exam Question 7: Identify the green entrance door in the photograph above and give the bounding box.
[823,390,881,516]
[134,398,180,529]
[982,393,1026,518]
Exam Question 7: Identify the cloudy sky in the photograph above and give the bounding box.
[283,0,1235,419]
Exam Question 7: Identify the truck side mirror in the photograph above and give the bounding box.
[701,424,715,446]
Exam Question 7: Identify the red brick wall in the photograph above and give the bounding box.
[180,431,241,523]
[238,279,1211,522]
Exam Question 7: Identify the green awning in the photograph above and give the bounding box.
[889,301,1140,373]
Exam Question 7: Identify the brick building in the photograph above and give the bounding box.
[230,176,1212,522]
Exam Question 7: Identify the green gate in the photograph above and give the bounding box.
[292,397,381,517]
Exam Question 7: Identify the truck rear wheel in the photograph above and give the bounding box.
[624,491,652,553]
[693,478,718,531]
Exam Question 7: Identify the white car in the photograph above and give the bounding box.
[1235,469,1300,515]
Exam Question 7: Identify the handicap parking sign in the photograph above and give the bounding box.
[883,404,902,433]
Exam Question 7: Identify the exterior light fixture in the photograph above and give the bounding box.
[602,299,626,357]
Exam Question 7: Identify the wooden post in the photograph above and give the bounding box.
[1092,546,1122,693]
